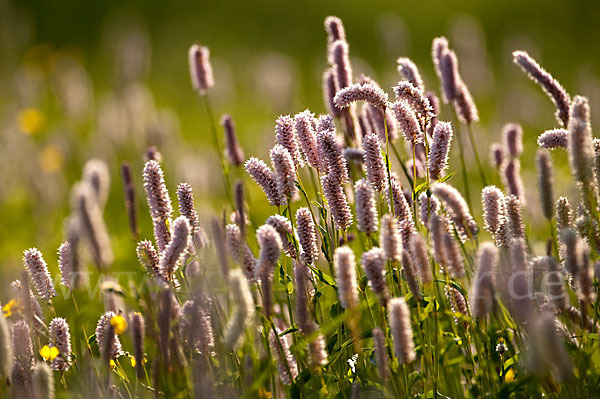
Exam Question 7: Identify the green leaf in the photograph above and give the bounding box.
[308,264,337,287]
[279,325,299,336]
[438,171,455,183]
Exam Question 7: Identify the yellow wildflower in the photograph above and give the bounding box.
[17,108,45,135]
[2,298,20,318]
[39,345,59,361]
[38,145,64,173]
[110,314,127,335]
[504,368,515,383]
[109,359,116,370]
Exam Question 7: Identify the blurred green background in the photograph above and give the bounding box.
[1,0,599,288]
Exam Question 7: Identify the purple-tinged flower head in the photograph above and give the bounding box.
[393,81,434,121]
[577,246,594,303]
[481,186,505,236]
[428,121,453,180]
[443,231,465,278]
[556,197,573,230]
[83,159,110,209]
[398,220,416,256]
[177,183,199,232]
[276,114,303,169]
[143,160,173,221]
[391,100,423,145]
[411,233,432,284]
[362,101,399,144]
[244,157,285,207]
[120,161,138,239]
[505,195,525,240]
[542,256,567,310]
[471,243,497,318]
[57,242,73,290]
[355,179,379,235]
[129,312,145,378]
[439,49,459,103]
[145,146,162,163]
[334,83,389,110]
[335,247,358,310]
[0,310,12,379]
[324,16,345,43]
[429,213,447,266]
[560,228,579,275]
[49,317,72,371]
[344,147,365,164]
[257,224,282,316]
[270,145,297,200]
[234,180,247,236]
[490,143,505,169]
[11,320,33,368]
[73,181,114,267]
[445,285,468,326]
[23,248,56,302]
[536,150,554,220]
[266,214,297,259]
[426,91,440,129]
[361,248,389,307]
[362,133,388,192]
[182,293,214,354]
[502,123,523,158]
[495,221,510,248]
[136,240,166,283]
[225,223,244,264]
[32,362,53,399]
[528,312,573,381]
[380,213,401,261]
[210,218,229,278]
[269,327,298,385]
[454,80,479,124]
[388,174,414,224]
[373,327,390,381]
[432,36,449,89]
[388,298,416,364]
[221,114,245,167]
[317,113,336,133]
[508,237,531,321]
[401,250,421,300]
[431,182,478,241]
[295,208,319,265]
[321,173,353,230]
[95,311,123,360]
[568,96,594,186]
[502,159,526,206]
[188,44,214,95]
[322,68,342,118]
[294,261,316,334]
[224,269,254,349]
[513,50,570,127]
[397,57,424,92]
[10,279,44,330]
[159,216,190,278]
[329,40,352,89]
[537,129,568,150]
[317,126,349,184]
[418,193,439,230]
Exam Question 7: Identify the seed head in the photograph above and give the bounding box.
[556,197,573,230]
[96,311,124,360]
[388,298,416,364]
[276,114,303,168]
[362,133,388,192]
[321,173,353,230]
[361,248,389,307]
[335,247,358,310]
[393,81,434,120]
[317,127,349,184]
[224,269,254,349]
[295,208,319,264]
[373,327,390,381]
[266,215,297,259]
[391,100,423,144]
[334,83,388,110]
[481,186,505,236]
[324,16,345,42]
[32,362,53,399]
[505,195,525,240]
[471,243,498,318]
[401,250,421,300]
[490,143,505,169]
[244,157,285,207]
[129,312,145,378]
[411,233,432,284]
[269,327,298,385]
[49,317,72,371]
[431,182,477,241]
[396,57,424,92]
[428,121,453,180]
[159,216,190,278]
[83,159,110,209]
[568,96,594,186]
[177,183,199,232]
[536,150,554,220]
[221,114,245,167]
[329,40,352,89]
[537,128,568,150]
[23,248,56,302]
[513,50,570,127]
[323,68,342,118]
[188,44,214,94]
[270,144,297,199]
[502,159,526,206]
[443,232,465,278]
[355,179,379,235]
[380,214,402,262]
